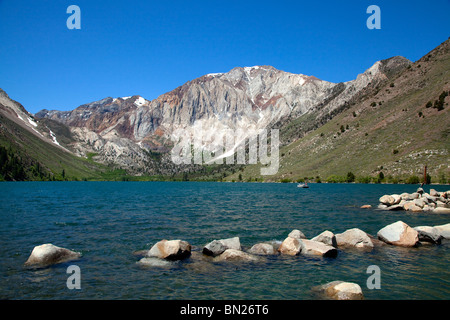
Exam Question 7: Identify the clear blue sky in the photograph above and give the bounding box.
[1,0,449,114]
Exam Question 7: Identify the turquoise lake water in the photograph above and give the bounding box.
[0,182,449,300]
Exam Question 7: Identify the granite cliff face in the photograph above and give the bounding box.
[34,58,411,174]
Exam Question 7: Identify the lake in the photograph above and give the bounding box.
[0,182,449,300]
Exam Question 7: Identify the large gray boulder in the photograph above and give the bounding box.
[24,243,81,267]
[434,223,450,239]
[335,228,374,250]
[413,226,443,244]
[377,221,419,247]
[310,230,337,248]
[203,237,241,257]
[379,195,396,206]
[147,239,191,260]
[301,240,338,258]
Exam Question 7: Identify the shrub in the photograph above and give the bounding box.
[346,171,355,183]
[406,175,420,184]
[326,175,346,183]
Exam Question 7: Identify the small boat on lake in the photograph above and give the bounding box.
[297,182,309,188]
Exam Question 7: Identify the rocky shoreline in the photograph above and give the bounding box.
[24,218,450,300]
[374,188,450,213]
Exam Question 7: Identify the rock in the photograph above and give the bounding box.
[288,229,307,239]
[137,257,173,267]
[403,202,422,212]
[436,201,449,208]
[417,187,424,194]
[360,204,372,209]
[278,237,304,256]
[214,249,260,262]
[379,195,395,206]
[147,239,191,260]
[423,194,437,203]
[24,243,81,267]
[313,281,364,300]
[302,240,338,258]
[413,198,426,208]
[432,207,450,213]
[202,240,226,257]
[203,237,241,257]
[377,204,389,210]
[430,189,440,197]
[377,221,419,247]
[335,228,374,250]
[391,194,402,204]
[387,204,404,211]
[311,230,337,248]
[400,192,412,200]
[248,243,278,255]
[434,223,450,239]
[411,192,420,199]
[413,226,443,244]
[219,237,242,250]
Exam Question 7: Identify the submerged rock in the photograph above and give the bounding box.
[377,221,419,247]
[147,239,191,260]
[24,243,81,267]
[214,249,260,262]
[138,257,173,267]
[313,281,364,300]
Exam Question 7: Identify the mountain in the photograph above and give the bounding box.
[232,39,450,183]
[0,89,108,181]
[4,38,449,182]
[34,57,411,176]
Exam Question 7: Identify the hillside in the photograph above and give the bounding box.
[228,39,450,184]
[0,90,112,181]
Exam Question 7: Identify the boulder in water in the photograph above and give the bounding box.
[24,243,81,267]
[377,221,419,247]
[147,239,191,260]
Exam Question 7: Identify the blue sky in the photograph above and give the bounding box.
[0,0,449,114]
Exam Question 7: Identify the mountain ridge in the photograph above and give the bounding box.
[2,38,449,182]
